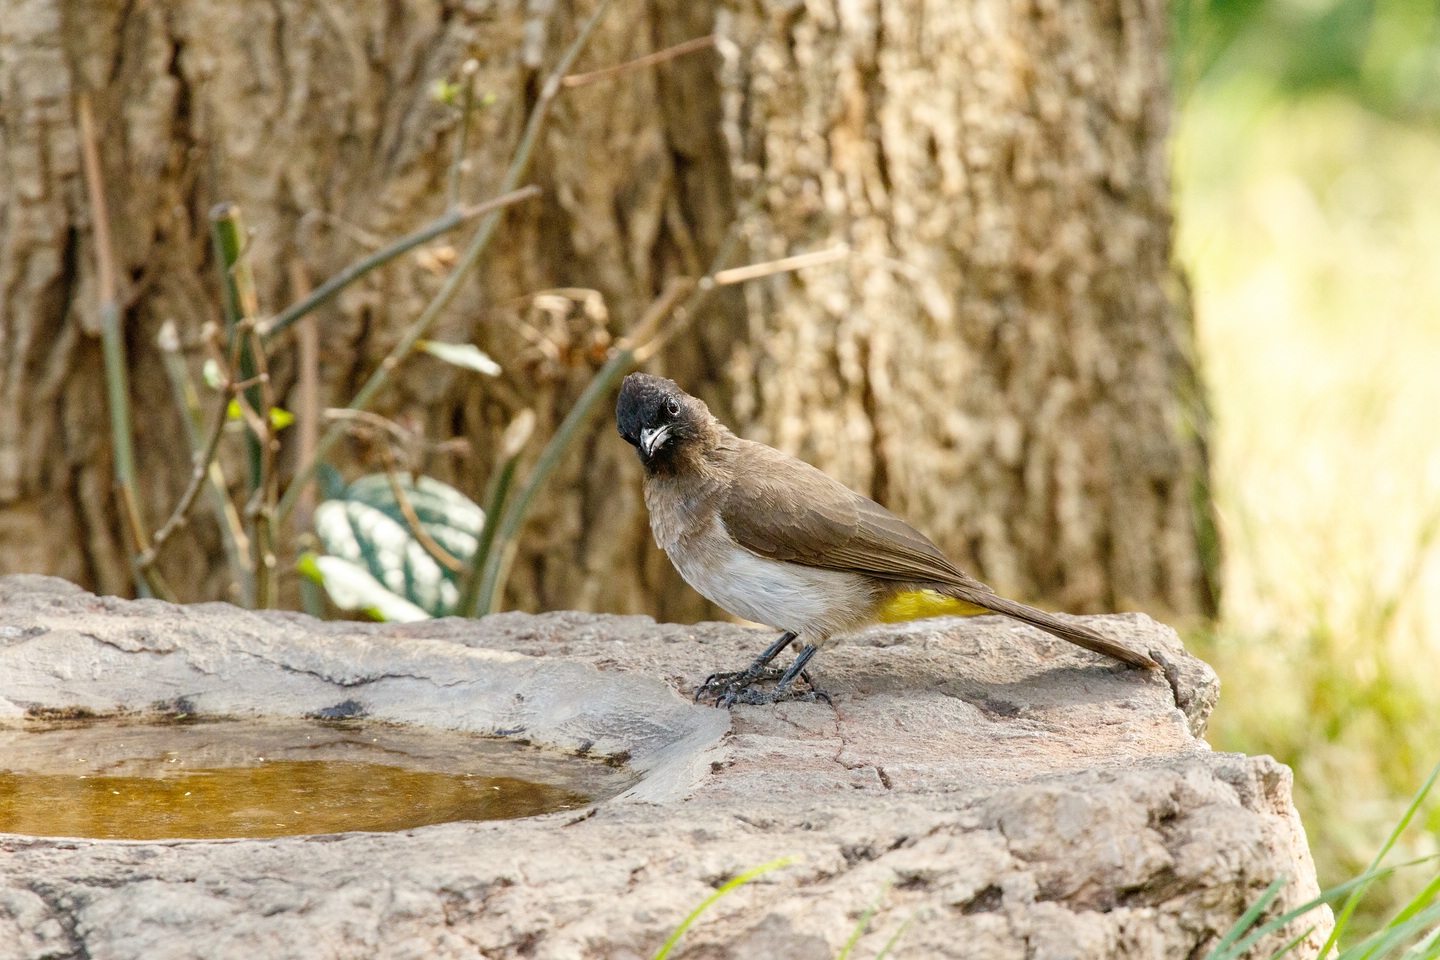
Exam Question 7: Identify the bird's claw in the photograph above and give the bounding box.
[694,667,782,703]
[695,668,831,709]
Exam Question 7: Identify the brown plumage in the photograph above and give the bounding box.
[616,373,1158,704]
[718,441,1159,669]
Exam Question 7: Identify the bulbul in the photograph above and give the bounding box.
[616,373,1158,706]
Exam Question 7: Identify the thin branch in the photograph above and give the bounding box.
[612,277,694,352]
[139,376,232,570]
[470,228,741,607]
[229,374,269,395]
[78,96,117,325]
[242,319,280,609]
[633,240,850,363]
[469,226,853,609]
[287,261,321,532]
[209,203,282,607]
[276,0,616,525]
[322,407,420,446]
[210,204,264,492]
[78,93,172,600]
[156,321,254,603]
[446,59,481,210]
[629,221,746,362]
[261,186,541,341]
[561,34,714,88]
[380,454,465,575]
[295,210,387,251]
[711,243,849,287]
[140,310,251,575]
[469,349,634,612]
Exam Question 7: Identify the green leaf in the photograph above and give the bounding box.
[430,78,460,106]
[305,554,430,623]
[296,551,324,585]
[419,340,501,376]
[225,402,295,429]
[311,474,485,618]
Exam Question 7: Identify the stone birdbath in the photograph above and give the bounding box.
[0,575,1327,959]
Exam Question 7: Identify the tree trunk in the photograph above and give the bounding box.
[719,0,1217,618]
[0,0,1215,621]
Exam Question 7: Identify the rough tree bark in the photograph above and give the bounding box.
[0,0,1215,621]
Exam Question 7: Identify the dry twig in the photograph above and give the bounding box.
[561,34,714,88]
[276,0,616,524]
[261,186,541,340]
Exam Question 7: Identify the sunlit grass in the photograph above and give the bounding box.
[1175,81,1440,934]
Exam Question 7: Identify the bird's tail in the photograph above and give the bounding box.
[941,586,1159,670]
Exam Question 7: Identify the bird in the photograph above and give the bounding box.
[615,372,1159,706]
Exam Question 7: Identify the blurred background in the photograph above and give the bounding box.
[4,0,1438,936]
[1172,0,1440,930]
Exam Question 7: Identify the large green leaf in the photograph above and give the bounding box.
[299,553,431,623]
[310,474,484,619]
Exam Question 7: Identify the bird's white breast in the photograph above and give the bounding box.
[662,517,876,640]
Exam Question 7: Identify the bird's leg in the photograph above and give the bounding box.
[722,644,832,708]
[694,631,797,703]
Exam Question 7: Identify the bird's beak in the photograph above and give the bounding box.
[640,425,671,457]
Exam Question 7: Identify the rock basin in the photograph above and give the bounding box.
[0,575,1328,959]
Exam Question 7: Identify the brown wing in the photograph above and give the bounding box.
[718,440,990,591]
[717,439,1159,670]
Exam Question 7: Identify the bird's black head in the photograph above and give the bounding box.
[616,373,707,472]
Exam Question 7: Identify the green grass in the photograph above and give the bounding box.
[1175,77,1440,938]
[650,859,912,960]
[650,858,794,960]
[1204,761,1440,959]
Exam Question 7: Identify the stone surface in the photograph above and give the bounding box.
[0,575,1327,959]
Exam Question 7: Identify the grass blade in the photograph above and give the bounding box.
[472,349,634,610]
[1272,924,1318,959]
[457,410,535,617]
[874,913,917,960]
[1216,857,1440,960]
[1207,875,1287,960]
[1321,761,1440,956]
[1348,901,1440,959]
[651,858,794,960]
[1385,868,1440,932]
[1400,921,1440,959]
[837,883,891,960]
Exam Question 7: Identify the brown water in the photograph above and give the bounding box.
[0,718,631,840]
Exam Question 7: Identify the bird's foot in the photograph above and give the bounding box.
[693,637,829,709]
[694,631,800,704]
[703,670,832,709]
[694,666,782,704]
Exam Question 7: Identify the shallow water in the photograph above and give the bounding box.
[0,718,631,840]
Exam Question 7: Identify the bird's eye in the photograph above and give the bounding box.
[665,398,682,416]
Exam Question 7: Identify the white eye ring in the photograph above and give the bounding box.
[665,398,682,416]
